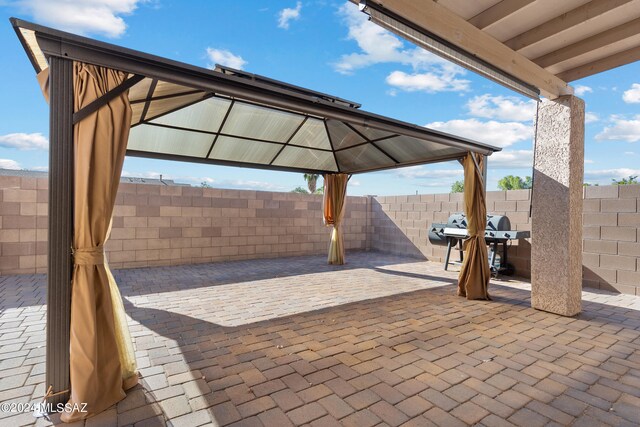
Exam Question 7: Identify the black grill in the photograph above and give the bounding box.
[428,213,530,276]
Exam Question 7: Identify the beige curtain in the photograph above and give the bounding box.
[458,152,491,300]
[323,173,349,265]
[60,63,137,423]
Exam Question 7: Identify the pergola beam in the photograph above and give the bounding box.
[533,17,640,69]
[504,0,635,51]
[468,0,535,30]
[557,46,640,82]
[364,0,572,99]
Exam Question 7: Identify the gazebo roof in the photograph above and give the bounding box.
[11,18,500,175]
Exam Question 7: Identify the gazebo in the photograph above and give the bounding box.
[11,18,499,422]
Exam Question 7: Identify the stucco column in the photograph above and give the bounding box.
[531,95,584,316]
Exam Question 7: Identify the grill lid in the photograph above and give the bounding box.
[446,213,511,231]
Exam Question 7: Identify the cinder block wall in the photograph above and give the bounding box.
[372,187,640,295]
[1,174,638,296]
[0,176,369,274]
[371,190,532,276]
[582,185,640,295]
[0,175,48,274]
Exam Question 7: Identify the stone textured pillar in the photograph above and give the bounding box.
[531,95,584,316]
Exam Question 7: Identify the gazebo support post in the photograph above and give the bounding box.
[46,56,74,405]
[531,95,584,316]
[482,155,488,191]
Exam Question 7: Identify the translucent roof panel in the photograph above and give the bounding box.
[18,28,48,71]
[336,144,396,172]
[272,146,338,172]
[350,123,395,141]
[150,97,231,133]
[153,80,200,98]
[288,118,332,150]
[210,136,282,164]
[376,135,462,163]
[128,124,213,157]
[12,18,501,175]
[136,92,208,125]
[130,102,145,125]
[221,102,305,142]
[129,78,153,103]
[326,120,366,150]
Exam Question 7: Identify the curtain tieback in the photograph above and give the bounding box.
[73,245,105,265]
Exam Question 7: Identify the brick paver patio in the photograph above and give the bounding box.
[1,251,639,426]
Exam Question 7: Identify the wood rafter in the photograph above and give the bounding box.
[468,0,535,30]
[557,46,640,81]
[533,17,640,69]
[504,0,635,51]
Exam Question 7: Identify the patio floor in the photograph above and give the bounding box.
[1,251,639,427]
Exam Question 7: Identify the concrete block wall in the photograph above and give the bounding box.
[0,175,48,274]
[371,190,532,277]
[0,175,369,274]
[1,173,638,296]
[582,185,640,295]
[372,186,640,295]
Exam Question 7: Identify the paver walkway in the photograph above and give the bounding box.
[0,251,639,426]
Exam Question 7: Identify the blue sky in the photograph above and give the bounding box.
[0,0,639,196]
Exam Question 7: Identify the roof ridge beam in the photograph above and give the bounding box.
[468,0,535,30]
[343,122,399,164]
[268,116,308,165]
[532,16,640,69]
[364,0,572,98]
[504,0,635,51]
[323,120,341,173]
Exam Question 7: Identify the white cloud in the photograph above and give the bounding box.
[585,112,599,124]
[334,5,458,72]
[624,151,635,155]
[219,179,288,192]
[0,159,21,170]
[488,150,533,168]
[334,3,407,73]
[396,166,463,188]
[205,47,247,70]
[595,115,640,142]
[121,170,288,191]
[334,4,470,93]
[277,2,301,29]
[16,0,143,38]
[574,85,592,96]
[397,166,462,180]
[386,70,470,93]
[0,132,48,150]
[584,159,594,164]
[425,119,532,148]
[466,94,536,122]
[622,83,640,103]
[584,168,640,184]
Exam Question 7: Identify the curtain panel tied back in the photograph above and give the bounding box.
[457,152,491,301]
[323,173,350,265]
[73,245,105,265]
[35,63,139,423]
